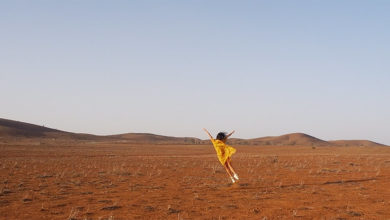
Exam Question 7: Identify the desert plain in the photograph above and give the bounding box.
[1,141,390,219]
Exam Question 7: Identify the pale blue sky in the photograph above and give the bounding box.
[1,1,389,144]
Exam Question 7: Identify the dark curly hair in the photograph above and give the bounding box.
[216,132,227,141]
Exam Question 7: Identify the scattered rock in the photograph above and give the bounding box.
[98,199,112,204]
[144,206,155,212]
[102,205,122,210]
[168,207,181,214]
[2,189,12,195]
[348,211,362,216]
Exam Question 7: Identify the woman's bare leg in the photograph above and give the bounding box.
[227,157,239,180]
[224,163,233,177]
[223,163,235,183]
[226,158,236,174]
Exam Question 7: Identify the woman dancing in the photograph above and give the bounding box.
[203,128,239,183]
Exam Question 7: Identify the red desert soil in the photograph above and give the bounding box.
[1,142,390,219]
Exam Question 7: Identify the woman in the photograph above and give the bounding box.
[203,128,239,183]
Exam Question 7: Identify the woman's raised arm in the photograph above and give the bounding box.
[203,128,213,141]
[226,130,235,138]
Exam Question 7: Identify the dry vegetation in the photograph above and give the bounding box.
[1,143,390,219]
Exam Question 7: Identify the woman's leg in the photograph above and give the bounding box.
[223,162,235,183]
[227,157,239,180]
[226,157,236,174]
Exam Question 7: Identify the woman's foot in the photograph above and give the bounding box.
[233,173,239,180]
[230,177,236,183]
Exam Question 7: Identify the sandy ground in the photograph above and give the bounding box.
[1,143,390,219]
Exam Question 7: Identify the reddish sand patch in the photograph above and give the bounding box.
[1,143,390,219]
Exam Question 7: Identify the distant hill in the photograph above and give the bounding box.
[0,118,102,140]
[329,140,387,147]
[0,118,62,137]
[0,118,201,144]
[228,133,330,146]
[0,118,387,147]
[108,133,203,144]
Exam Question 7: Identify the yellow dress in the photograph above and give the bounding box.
[211,139,236,165]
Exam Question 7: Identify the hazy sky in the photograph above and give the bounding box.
[1,1,389,144]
